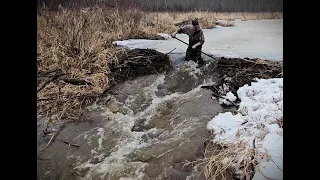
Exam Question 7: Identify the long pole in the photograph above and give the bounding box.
[173,37,215,59]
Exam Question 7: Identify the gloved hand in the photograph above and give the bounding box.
[171,33,176,38]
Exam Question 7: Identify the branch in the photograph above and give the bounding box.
[37,73,66,93]
[57,139,80,148]
[62,78,93,86]
[37,123,67,153]
[165,48,176,55]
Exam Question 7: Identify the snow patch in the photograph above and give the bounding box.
[218,92,237,106]
[252,133,283,180]
[112,39,163,49]
[207,78,283,179]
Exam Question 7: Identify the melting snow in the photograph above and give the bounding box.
[207,78,283,179]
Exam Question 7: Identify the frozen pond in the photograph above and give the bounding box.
[114,19,283,61]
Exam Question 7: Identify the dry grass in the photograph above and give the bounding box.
[151,11,282,29]
[37,8,282,122]
[216,20,235,27]
[202,140,267,180]
[207,12,282,21]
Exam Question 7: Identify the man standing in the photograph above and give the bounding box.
[171,19,205,67]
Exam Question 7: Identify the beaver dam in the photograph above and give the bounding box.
[37,46,282,180]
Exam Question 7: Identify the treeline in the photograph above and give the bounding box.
[37,0,283,12]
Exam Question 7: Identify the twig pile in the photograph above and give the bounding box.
[202,57,283,103]
[108,48,173,87]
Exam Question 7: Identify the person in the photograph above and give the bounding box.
[171,19,205,68]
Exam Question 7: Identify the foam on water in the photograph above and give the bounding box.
[77,69,218,179]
